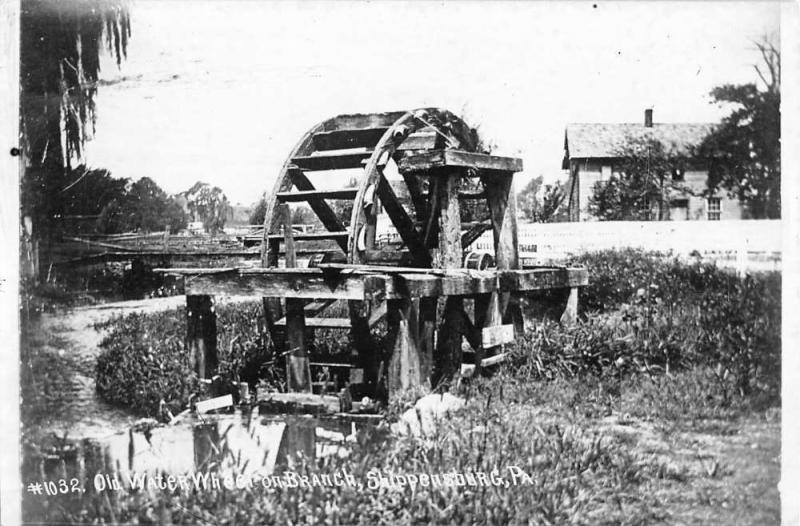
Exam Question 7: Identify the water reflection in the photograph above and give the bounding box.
[30,407,361,495]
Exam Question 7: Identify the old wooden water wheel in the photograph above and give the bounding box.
[259,108,525,397]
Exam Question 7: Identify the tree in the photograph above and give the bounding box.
[182,182,231,234]
[588,138,687,221]
[96,177,187,233]
[518,176,568,223]
[699,35,780,219]
[20,0,131,235]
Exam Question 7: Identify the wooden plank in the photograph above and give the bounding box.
[266,232,349,243]
[291,151,372,171]
[257,391,341,414]
[434,296,464,387]
[499,268,589,291]
[281,204,296,267]
[460,352,508,377]
[275,317,351,329]
[395,131,438,151]
[436,170,463,268]
[184,271,386,301]
[309,362,354,369]
[312,127,389,150]
[368,301,387,326]
[398,150,523,174]
[330,111,405,130]
[277,189,359,202]
[560,287,579,325]
[481,324,515,348]
[287,168,349,251]
[195,395,233,414]
[386,297,424,401]
[186,295,218,379]
[376,173,431,267]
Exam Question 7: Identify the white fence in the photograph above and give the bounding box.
[470,219,782,272]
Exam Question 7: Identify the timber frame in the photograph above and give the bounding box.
[160,108,589,402]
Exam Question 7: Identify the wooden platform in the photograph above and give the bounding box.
[156,264,588,300]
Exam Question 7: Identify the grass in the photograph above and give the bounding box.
[21,249,782,524]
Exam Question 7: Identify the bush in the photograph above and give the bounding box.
[95,302,270,416]
[509,254,781,405]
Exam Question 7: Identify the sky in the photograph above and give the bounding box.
[84,0,781,205]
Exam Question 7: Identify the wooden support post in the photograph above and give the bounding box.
[386,297,423,400]
[484,173,524,333]
[282,204,312,392]
[418,297,436,383]
[432,169,465,387]
[186,295,217,379]
[560,287,578,325]
[474,291,503,376]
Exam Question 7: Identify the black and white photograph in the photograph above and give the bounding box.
[0,1,797,524]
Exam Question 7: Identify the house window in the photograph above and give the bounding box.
[671,168,685,182]
[638,197,652,219]
[707,198,721,221]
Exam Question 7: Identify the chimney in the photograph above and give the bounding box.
[644,108,653,127]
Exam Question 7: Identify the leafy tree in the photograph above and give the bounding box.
[20,0,131,235]
[518,176,568,222]
[588,138,687,221]
[96,177,187,233]
[248,195,268,225]
[182,182,231,234]
[699,36,780,219]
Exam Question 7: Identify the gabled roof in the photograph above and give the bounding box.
[564,122,715,160]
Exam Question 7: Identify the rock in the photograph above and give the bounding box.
[391,393,465,437]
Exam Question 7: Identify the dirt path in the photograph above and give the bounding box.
[21,295,251,442]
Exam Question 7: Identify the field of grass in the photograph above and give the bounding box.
[23,249,781,524]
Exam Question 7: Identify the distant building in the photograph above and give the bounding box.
[563,109,743,221]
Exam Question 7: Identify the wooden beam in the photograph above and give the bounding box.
[275,317,351,329]
[386,297,424,401]
[312,127,389,151]
[266,232,349,243]
[277,189,358,202]
[186,295,218,379]
[398,150,523,174]
[435,170,463,269]
[291,151,372,171]
[376,173,432,267]
[560,287,579,325]
[281,204,296,267]
[183,271,386,300]
[499,268,588,291]
[282,206,311,393]
[288,168,349,251]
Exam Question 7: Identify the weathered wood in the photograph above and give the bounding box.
[418,297,437,382]
[275,317,351,329]
[291,151,372,171]
[312,127,389,150]
[560,287,579,325]
[330,111,406,131]
[398,150,523,174]
[195,395,233,414]
[482,324,515,348]
[183,270,385,300]
[461,352,508,377]
[186,295,218,379]
[266,232,349,243]
[376,173,431,266]
[368,301,387,326]
[288,168,350,251]
[277,189,359,202]
[436,170,464,268]
[395,131,438,151]
[281,204,296,267]
[257,391,341,414]
[386,297,424,401]
[282,206,312,393]
[434,296,465,387]
[499,268,589,290]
